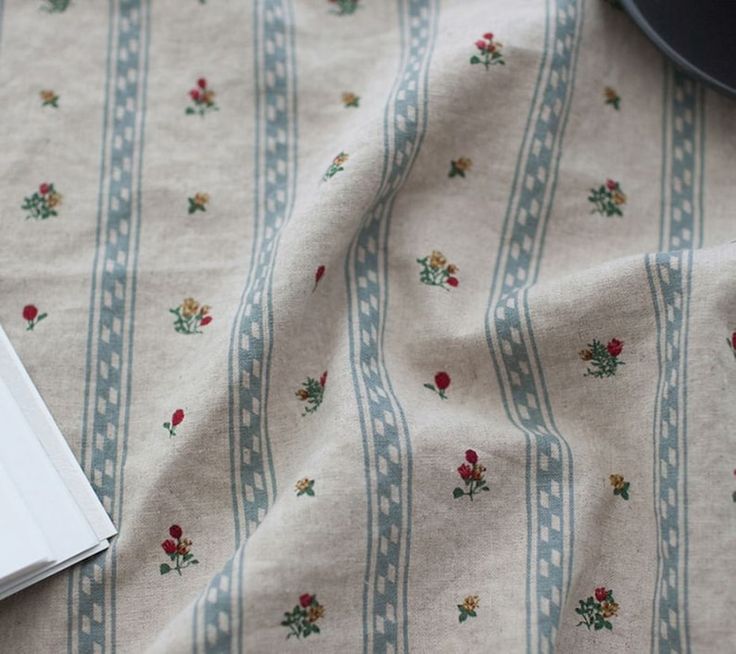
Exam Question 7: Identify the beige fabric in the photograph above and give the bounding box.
[0,0,734,652]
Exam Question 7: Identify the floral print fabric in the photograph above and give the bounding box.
[0,1,733,653]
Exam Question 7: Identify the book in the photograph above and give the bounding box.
[0,324,116,600]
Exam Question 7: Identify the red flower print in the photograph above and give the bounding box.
[313,265,326,292]
[435,372,450,390]
[22,304,47,331]
[454,451,490,501]
[160,525,199,576]
[576,586,618,630]
[23,305,38,322]
[186,79,218,117]
[200,316,213,327]
[581,338,625,378]
[447,276,459,287]
[606,178,617,191]
[732,332,736,349]
[457,464,473,480]
[606,339,623,358]
[163,409,185,437]
[470,32,505,69]
[282,593,325,639]
[319,371,328,387]
[39,183,50,195]
[424,371,451,399]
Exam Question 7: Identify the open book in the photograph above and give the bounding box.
[0,325,116,600]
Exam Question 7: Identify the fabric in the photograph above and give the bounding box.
[0,0,734,652]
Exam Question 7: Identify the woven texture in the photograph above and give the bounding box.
[0,0,734,652]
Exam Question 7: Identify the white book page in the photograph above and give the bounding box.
[0,325,115,541]
[0,461,54,588]
[0,374,101,571]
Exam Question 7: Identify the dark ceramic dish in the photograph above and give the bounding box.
[621,0,736,97]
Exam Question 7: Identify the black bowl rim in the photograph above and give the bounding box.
[620,0,736,98]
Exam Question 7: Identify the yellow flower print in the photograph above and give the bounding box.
[181,297,199,318]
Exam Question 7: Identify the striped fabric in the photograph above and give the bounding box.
[0,1,733,652]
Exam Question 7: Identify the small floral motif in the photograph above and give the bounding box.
[41,0,70,12]
[22,304,47,331]
[328,0,359,15]
[589,179,626,217]
[296,371,327,415]
[576,586,619,631]
[170,298,212,334]
[604,86,620,110]
[449,157,472,178]
[453,449,490,501]
[579,338,624,378]
[22,182,62,220]
[282,593,325,639]
[188,192,209,214]
[609,473,630,500]
[295,478,315,497]
[323,152,348,181]
[424,371,451,400]
[40,90,59,108]
[416,250,459,290]
[342,92,360,108]
[163,409,185,437]
[457,595,480,623]
[160,525,199,575]
[727,332,736,359]
[313,265,326,292]
[470,32,505,69]
[186,78,218,117]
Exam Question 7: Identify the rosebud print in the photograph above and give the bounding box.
[22,183,62,220]
[576,587,619,631]
[470,32,505,69]
[589,179,626,217]
[453,451,490,501]
[424,371,451,399]
[296,371,327,415]
[313,265,326,292]
[160,525,199,576]
[417,251,459,290]
[186,78,218,117]
[22,304,47,331]
[282,593,325,639]
[581,338,624,378]
[170,298,213,334]
[163,409,185,437]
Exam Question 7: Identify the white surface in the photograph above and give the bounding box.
[0,324,116,599]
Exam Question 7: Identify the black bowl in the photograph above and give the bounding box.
[621,0,736,97]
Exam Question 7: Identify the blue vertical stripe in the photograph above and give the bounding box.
[194,0,298,651]
[69,1,151,652]
[344,0,439,651]
[648,65,703,654]
[483,1,583,652]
